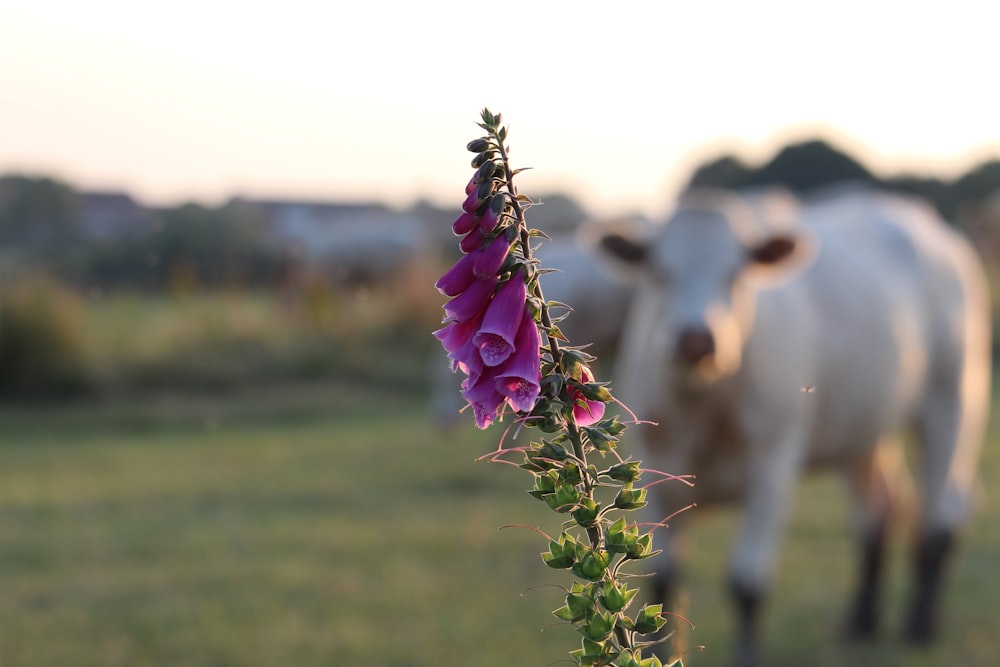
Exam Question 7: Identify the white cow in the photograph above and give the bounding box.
[595,185,992,667]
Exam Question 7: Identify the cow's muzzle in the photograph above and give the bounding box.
[674,327,716,367]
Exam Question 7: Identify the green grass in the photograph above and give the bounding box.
[0,383,997,666]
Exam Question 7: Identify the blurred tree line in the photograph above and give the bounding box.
[0,175,288,291]
[2,140,998,292]
[686,139,1000,222]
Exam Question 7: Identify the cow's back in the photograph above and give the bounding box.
[785,189,990,466]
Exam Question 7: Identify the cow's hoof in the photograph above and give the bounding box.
[731,647,762,667]
[842,607,879,642]
[902,614,937,646]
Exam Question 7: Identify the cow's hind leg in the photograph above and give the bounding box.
[906,360,988,643]
[841,439,907,640]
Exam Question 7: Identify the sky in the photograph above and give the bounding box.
[2,0,999,218]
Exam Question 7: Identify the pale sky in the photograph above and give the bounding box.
[2,0,998,218]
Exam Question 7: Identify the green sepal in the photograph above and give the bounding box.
[572,497,600,527]
[572,549,610,582]
[528,471,557,500]
[565,591,592,621]
[471,150,496,167]
[537,440,568,462]
[570,637,614,666]
[540,373,564,397]
[560,349,587,380]
[614,484,648,510]
[545,481,582,512]
[626,533,656,560]
[606,518,639,553]
[552,604,576,623]
[598,581,638,613]
[633,603,667,635]
[467,138,491,153]
[620,651,664,667]
[605,461,642,483]
[578,382,614,402]
[577,610,615,641]
[542,533,582,569]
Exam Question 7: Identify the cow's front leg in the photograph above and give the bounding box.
[640,475,691,664]
[726,440,803,667]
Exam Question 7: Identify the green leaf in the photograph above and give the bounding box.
[552,604,577,623]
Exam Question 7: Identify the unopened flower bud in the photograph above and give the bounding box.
[461,180,495,214]
[452,211,479,235]
[460,226,485,253]
[472,237,509,279]
[473,160,496,184]
[481,195,506,233]
[471,150,496,168]
[467,138,490,153]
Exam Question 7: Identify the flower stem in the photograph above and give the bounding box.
[495,130,607,588]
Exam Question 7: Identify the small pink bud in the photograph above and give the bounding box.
[569,365,606,427]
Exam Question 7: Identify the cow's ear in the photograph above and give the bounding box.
[745,231,816,286]
[590,232,651,284]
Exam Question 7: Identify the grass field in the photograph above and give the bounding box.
[0,379,997,667]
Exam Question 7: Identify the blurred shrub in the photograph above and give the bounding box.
[0,274,96,397]
[78,203,289,291]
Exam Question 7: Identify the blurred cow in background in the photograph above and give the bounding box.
[595,185,992,667]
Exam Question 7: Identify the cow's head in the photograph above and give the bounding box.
[596,188,815,388]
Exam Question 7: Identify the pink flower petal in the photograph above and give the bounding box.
[495,309,542,412]
[474,273,526,367]
[443,276,496,322]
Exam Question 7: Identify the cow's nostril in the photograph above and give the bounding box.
[675,328,715,365]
